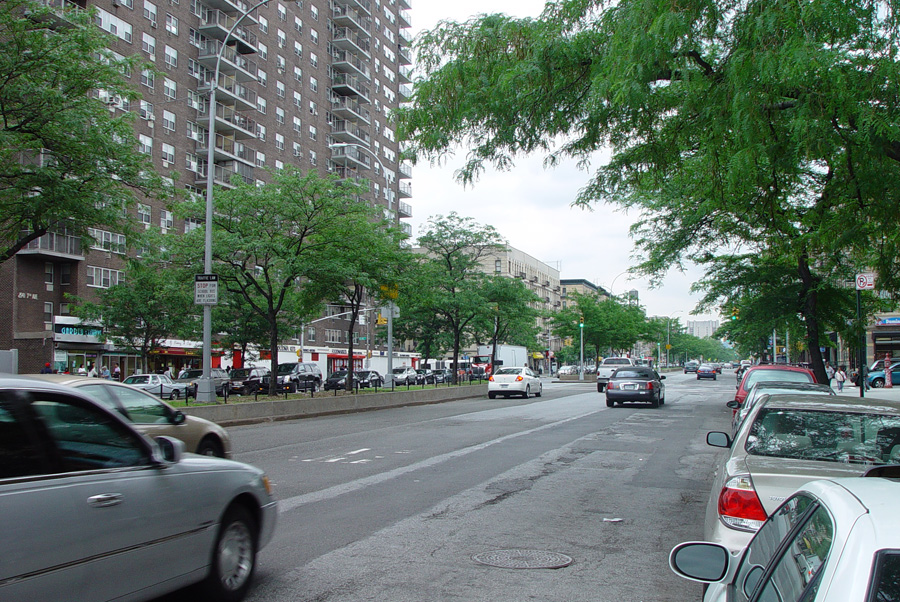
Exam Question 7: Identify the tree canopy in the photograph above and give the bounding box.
[0,0,163,263]
[397,0,900,380]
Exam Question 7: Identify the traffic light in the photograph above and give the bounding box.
[579,314,584,328]
[730,307,739,321]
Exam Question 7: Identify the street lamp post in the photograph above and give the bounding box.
[579,317,585,381]
[666,310,682,368]
[198,0,272,403]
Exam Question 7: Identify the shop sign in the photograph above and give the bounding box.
[53,316,103,344]
[876,317,900,325]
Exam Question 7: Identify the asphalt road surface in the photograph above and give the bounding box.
[166,370,738,602]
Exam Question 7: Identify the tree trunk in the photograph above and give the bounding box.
[269,321,280,394]
[798,256,828,384]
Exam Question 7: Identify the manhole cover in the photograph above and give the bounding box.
[472,549,573,569]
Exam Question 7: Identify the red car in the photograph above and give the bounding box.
[732,364,817,415]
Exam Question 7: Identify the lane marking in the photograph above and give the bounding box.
[277,408,602,513]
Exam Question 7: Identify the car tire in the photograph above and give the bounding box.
[606,398,614,408]
[597,383,605,393]
[198,504,258,602]
[288,381,297,394]
[242,385,252,396]
[523,385,530,399]
[650,397,659,408]
[535,386,542,397]
[196,437,225,458]
[488,392,497,399]
[170,390,180,400]
[873,378,885,388]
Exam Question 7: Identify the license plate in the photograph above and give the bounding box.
[623,384,637,390]
[500,384,508,388]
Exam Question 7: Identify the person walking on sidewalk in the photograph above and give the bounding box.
[835,365,847,392]
[825,363,835,386]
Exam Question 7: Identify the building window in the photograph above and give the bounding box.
[292,142,302,157]
[184,218,202,233]
[45,262,54,284]
[277,3,286,21]
[277,28,286,48]
[294,41,302,57]
[306,325,316,342]
[257,124,266,141]
[256,151,266,167]
[293,91,302,108]
[275,108,285,124]
[143,1,157,25]
[275,133,284,150]
[88,228,126,254]
[258,15,268,33]
[294,16,302,34]
[257,68,267,87]
[160,209,174,230]
[60,263,71,286]
[164,45,177,69]
[276,55,285,71]
[185,152,199,173]
[310,5,318,21]
[310,76,317,92]
[137,203,151,224]
[495,259,502,273]
[257,97,266,114]
[142,32,156,56]
[138,134,152,155]
[87,266,125,289]
[309,100,317,115]
[308,125,316,141]
[294,66,302,82]
[276,81,285,98]
[310,29,318,44]
[310,52,317,68]
[163,77,176,100]
[257,41,267,60]
[161,142,175,164]
[165,13,178,35]
[187,121,204,142]
[162,110,175,132]
[309,150,316,165]
[293,116,302,133]
[44,302,53,330]
[275,159,284,170]
[141,69,154,89]
[325,329,341,343]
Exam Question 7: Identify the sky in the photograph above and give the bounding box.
[406,0,719,324]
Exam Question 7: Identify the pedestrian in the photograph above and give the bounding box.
[39,362,53,374]
[825,363,835,385]
[76,363,87,375]
[178,366,188,379]
[164,366,173,379]
[88,363,98,378]
[112,362,120,380]
[835,365,847,392]
[100,365,111,379]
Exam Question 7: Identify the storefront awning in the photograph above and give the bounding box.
[532,353,544,360]
[327,353,366,359]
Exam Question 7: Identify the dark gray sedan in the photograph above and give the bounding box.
[605,367,666,408]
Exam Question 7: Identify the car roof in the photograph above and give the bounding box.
[804,477,900,535]
[0,374,99,395]
[750,381,833,392]
[745,364,812,374]
[759,393,900,414]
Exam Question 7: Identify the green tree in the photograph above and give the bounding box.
[408,213,504,383]
[178,168,372,394]
[0,0,163,263]
[396,0,900,384]
[473,275,543,369]
[67,234,195,373]
[551,293,645,362]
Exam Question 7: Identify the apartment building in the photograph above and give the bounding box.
[687,319,720,339]
[0,0,413,374]
[559,278,609,309]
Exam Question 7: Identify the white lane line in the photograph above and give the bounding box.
[325,458,345,463]
[277,408,602,513]
[347,448,371,455]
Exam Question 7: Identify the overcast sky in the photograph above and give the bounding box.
[406,0,719,324]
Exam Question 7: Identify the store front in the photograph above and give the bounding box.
[327,353,365,374]
[873,316,900,365]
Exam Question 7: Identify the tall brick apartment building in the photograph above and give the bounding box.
[1,0,413,375]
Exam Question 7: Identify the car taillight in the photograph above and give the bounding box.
[646,382,654,390]
[516,375,523,381]
[718,475,767,531]
[607,382,616,390]
[489,376,495,382]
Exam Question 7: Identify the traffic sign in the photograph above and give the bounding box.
[194,274,218,305]
[856,273,876,290]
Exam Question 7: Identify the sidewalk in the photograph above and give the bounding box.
[840,384,900,403]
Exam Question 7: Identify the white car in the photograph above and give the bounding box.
[671,473,900,602]
[0,376,277,602]
[123,372,190,400]
[488,367,542,399]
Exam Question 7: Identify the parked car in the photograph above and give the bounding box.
[488,366,542,399]
[557,365,577,376]
[415,368,436,384]
[0,375,276,602]
[671,474,900,602]
[28,374,232,457]
[391,366,419,386]
[868,362,900,388]
[275,362,322,393]
[122,373,190,401]
[729,381,835,435]
[733,364,816,408]
[229,367,270,396]
[432,369,451,384]
[323,370,358,391]
[355,370,383,388]
[702,393,900,553]
[697,364,718,380]
[605,367,666,408]
[684,361,700,374]
[174,367,230,397]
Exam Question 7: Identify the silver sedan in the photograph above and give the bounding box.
[0,376,276,602]
[123,372,190,400]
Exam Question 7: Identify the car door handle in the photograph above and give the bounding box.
[88,493,123,508]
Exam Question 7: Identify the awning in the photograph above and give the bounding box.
[327,353,366,359]
[532,353,545,360]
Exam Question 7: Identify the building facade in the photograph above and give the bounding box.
[687,319,720,339]
[2,0,412,375]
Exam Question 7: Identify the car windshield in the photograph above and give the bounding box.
[180,370,203,379]
[746,408,900,465]
[603,359,632,365]
[124,376,148,384]
[277,364,296,375]
[392,368,408,374]
[494,368,522,375]
[231,369,250,378]
[745,369,813,389]
[330,371,348,378]
[613,370,652,379]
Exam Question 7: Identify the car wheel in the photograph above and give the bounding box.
[523,385,531,399]
[242,385,252,396]
[170,389,180,400]
[288,381,297,393]
[198,504,258,602]
[597,383,605,393]
[535,385,542,397]
[606,398,614,408]
[650,396,659,408]
[873,378,885,388]
[488,392,496,399]
[196,437,225,458]
[713,376,717,380]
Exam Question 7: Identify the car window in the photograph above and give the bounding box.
[277,364,296,375]
[731,494,817,602]
[30,397,148,471]
[108,386,170,424]
[231,369,250,379]
[870,550,900,602]
[755,504,834,602]
[0,393,51,478]
[76,383,122,413]
[614,370,652,379]
[745,370,813,389]
[181,370,203,379]
[604,359,632,365]
[124,375,149,385]
[494,368,521,375]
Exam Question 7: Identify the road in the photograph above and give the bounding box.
[181,370,738,601]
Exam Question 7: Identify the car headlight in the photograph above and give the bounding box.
[261,474,274,496]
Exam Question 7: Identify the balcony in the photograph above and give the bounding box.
[398,0,410,10]
[331,120,371,146]
[398,46,412,66]
[397,201,412,218]
[18,229,83,260]
[331,27,370,57]
[399,64,412,84]
[200,102,257,139]
[401,221,412,237]
[330,144,371,169]
[398,181,412,198]
[332,3,371,33]
[199,73,257,112]
[398,27,412,46]
[195,132,256,166]
[203,0,257,17]
[329,46,371,80]
[195,161,254,188]
[399,161,412,178]
[199,8,258,54]
[399,9,411,28]
[28,0,83,28]
[198,40,258,82]
[347,0,372,16]
[331,95,370,123]
[332,72,370,102]
[399,83,413,99]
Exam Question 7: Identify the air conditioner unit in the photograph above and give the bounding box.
[150,19,157,28]
[112,0,121,6]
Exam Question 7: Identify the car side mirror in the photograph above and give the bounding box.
[170,410,186,425]
[153,435,184,464]
[659,375,666,380]
[707,431,732,448]
[726,401,741,409]
[669,542,730,583]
